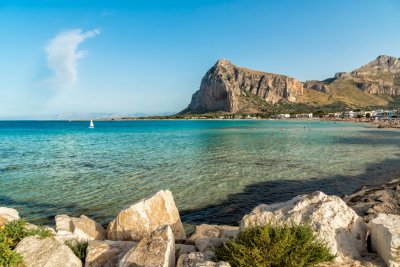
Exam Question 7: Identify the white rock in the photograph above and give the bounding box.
[15,236,82,267]
[195,238,227,253]
[55,214,106,241]
[0,207,20,226]
[55,230,83,243]
[119,225,175,267]
[176,244,196,257]
[368,213,400,267]
[55,214,72,232]
[176,252,231,267]
[188,224,239,241]
[107,190,186,241]
[85,240,137,267]
[241,191,367,261]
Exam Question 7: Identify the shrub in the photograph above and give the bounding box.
[0,219,54,266]
[1,219,53,248]
[214,223,335,267]
[64,239,88,262]
[0,235,22,266]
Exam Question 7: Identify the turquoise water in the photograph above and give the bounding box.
[1,120,400,225]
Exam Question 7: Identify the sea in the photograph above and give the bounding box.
[1,120,400,226]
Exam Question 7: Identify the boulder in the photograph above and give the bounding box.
[188,224,239,241]
[55,214,106,241]
[368,213,400,267]
[195,238,227,253]
[26,223,56,235]
[176,252,231,267]
[0,207,20,226]
[119,225,175,267]
[15,236,82,267]
[107,190,186,241]
[175,244,196,257]
[241,191,367,261]
[85,240,137,267]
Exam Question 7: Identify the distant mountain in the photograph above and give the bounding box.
[54,112,175,120]
[182,59,303,114]
[181,56,400,114]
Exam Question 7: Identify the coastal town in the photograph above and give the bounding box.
[178,109,400,129]
[185,109,400,120]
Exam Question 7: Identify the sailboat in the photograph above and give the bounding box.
[89,119,95,129]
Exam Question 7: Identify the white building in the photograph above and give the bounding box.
[343,111,355,118]
[386,110,398,118]
[373,109,398,119]
[328,112,341,118]
[271,114,290,119]
[295,113,313,118]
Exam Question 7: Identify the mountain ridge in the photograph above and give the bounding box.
[182,55,400,114]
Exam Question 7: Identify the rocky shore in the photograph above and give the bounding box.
[1,184,400,267]
[376,120,400,129]
[344,179,400,222]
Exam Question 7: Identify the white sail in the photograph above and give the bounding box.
[89,119,94,128]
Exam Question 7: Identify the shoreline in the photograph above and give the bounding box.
[3,117,399,130]
[1,178,398,266]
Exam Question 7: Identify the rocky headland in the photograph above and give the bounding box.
[185,59,303,113]
[1,182,400,267]
[182,55,400,115]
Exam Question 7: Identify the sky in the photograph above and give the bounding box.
[0,0,400,119]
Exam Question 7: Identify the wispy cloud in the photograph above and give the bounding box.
[45,28,100,88]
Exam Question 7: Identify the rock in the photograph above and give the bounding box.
[304,80,330,93]
[344,179,400,223]
[85,240,137,267]
[319,254,386,267]
[56,214,73,232]
[0,207,20,226]
[175,244,196,257]
[195,238,227,253]
[185,59,303,113]
[334,72,351,79]
[119,225,175,267]
[241,191,367,261]
[15,236,82,267]
[55,214,106,241]
[188,224,239,241]
[221,229,239,239]
[56,230,81,242]
[176,252,231,267]
[107,190,186,241]
[368,213,400,267]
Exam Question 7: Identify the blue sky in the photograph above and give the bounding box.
[1,0,400,119]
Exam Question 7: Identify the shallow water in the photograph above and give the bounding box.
[0,120,400,225]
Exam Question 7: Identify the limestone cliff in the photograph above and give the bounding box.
[183,56,400,114]
[334,55,400,95]
[187,59,303,113]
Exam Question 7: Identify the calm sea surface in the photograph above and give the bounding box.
[1,120,400,225]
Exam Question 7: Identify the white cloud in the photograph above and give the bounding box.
[45,28,100,88]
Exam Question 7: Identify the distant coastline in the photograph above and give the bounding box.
[87,115,400,129]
